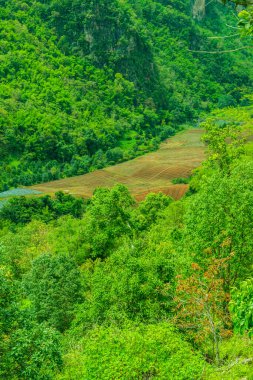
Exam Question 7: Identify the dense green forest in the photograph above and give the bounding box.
[1,0,253,190]
[1,115,253,378]
[2,0,253,379]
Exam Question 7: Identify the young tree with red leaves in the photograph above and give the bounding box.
[174,258,232,365]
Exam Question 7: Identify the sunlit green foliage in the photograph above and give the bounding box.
[185,162,253,287]
[8,322,62,380]
[0,191,86,224]
[207,334,253,379]
[1,166,253,376]
[202,121,245,173]
[60,323,207,380]
[131,192,173,231]
[0,267,62,380]
[230,278,253,336]
[75,243,174,328]
[23,254,83,332]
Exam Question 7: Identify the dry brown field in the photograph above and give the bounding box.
[30,129,205,201]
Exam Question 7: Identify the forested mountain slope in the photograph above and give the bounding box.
[1,114,253,378]
[2,2,253,378]
[1,0,252,190]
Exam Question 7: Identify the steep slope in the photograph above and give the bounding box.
[38,0,161,95]
[0,0,252,191]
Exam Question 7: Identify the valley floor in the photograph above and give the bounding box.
[30,129,205,200]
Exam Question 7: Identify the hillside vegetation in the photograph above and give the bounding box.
[1,1,253,379]
[1,0,253,190]
[1,110,253,378]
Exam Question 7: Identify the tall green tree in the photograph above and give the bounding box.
[0,267,62,379]
[202,120,245,174]
[185,161,253,289]
[80,185,135,259]
[23,254,83,332]
[75,242,174,328]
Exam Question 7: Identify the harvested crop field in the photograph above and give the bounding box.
[30,129,205,201]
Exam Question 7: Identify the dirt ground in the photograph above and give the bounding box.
[30,129,205,201]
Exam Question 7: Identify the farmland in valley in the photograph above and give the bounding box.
[30,129,205,200]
